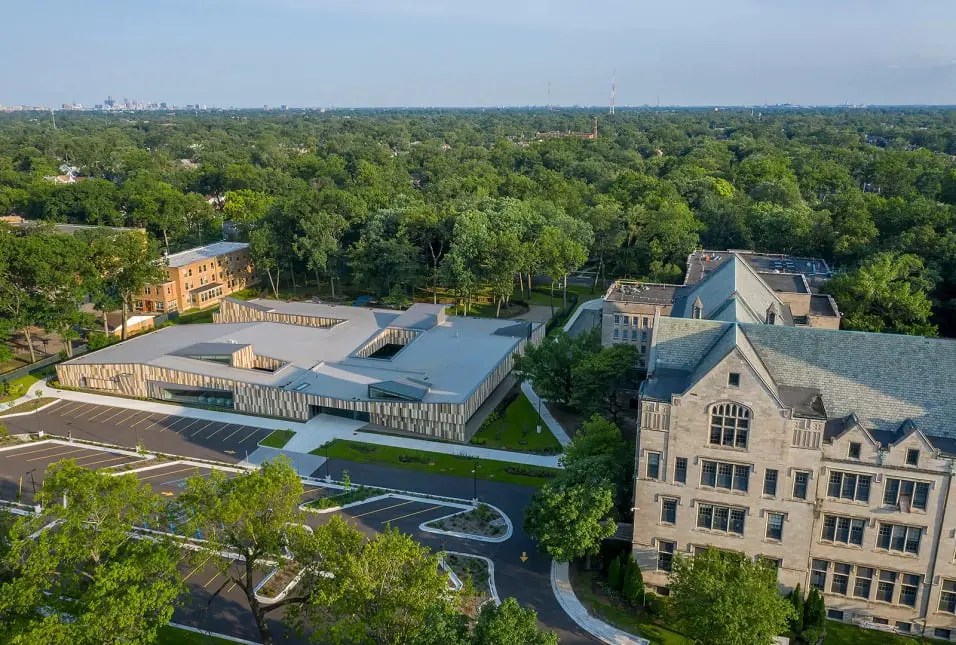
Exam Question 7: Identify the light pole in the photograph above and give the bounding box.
[472,457,479,502]
[536,391,542,434]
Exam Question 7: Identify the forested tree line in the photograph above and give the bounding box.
[1,108,955,333]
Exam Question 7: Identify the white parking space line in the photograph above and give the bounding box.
[222,425,248,442]
[189,421,217,437]
[175,418,203,434]
[238,428,263,444]
[67,403,97,418]
[73,453,135,469]
[203,423,232,440]
[55,402,84,416]
[86,407,115,421]
[100,408,130,423]
[129,414,158,429]
[114,410,145,425]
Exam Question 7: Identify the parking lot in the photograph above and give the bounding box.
[0,441,147,505]
[303,494,454,538]
[1,400,274,463]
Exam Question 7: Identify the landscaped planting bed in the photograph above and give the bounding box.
[258,563,301,602]
[444,553,493,618]
[306,485,380,509]
[426,503,506,538]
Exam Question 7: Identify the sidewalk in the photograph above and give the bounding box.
[21,381,562,468]
[521,382,571,447]
[551,561,649,645]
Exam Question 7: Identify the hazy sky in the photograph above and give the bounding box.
[3,0,956,107]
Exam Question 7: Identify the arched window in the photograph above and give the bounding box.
[710,402,751,448]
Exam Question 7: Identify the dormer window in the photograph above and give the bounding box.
[906,449,920,466]
[693,305,702,319]
[767,309,776,325]
[692,297,703,320]
[848,442,861,460]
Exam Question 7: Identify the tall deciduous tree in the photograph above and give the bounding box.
[824,252,937,336]
[570,343,640,422]
[177,459,330,645]
[471,598,559,645]
[0,463,184,644]
[669,548,794,645]
[524,469,616,562]
[513,329,601,406]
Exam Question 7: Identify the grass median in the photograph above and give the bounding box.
[260,429,295,448]
[311,439,560,487]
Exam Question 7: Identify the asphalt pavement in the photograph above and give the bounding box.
[0,400,599,644]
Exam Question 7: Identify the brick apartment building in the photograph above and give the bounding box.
[133,241,256,315]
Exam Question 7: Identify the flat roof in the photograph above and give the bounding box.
[686,250,831,287]
[66,299,540,405]
[758,272,809,294]
[165,242,248,268]
[810,294,840,317]
[604,282,678,306]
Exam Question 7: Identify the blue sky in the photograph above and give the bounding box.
[3,0,956,107]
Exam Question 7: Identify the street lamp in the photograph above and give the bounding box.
[325,442,331,482]
[472,457,479,502]
[536,392,542,434]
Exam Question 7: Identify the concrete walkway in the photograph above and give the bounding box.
[521,382,571,448]
[551,561,650,645]
[18,381,562,468]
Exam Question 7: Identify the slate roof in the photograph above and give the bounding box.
[646,317,956,438]
[165,242,248,268]
[670,254,787,325]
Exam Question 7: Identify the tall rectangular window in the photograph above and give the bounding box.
[763,469,778,496]
[831,563,851,596]
[854,567,873,599]
[900,574,920,608]
[766,512,784,541]
[848,442,861,459]
[709,403,750,448]
[660,498,677,524]
[939,580,956,614]
[657,541,675,572]
[793,471,809,500]
[906,449,920,466]
[876,571,897,603]
[674,458,687,484]
[811,560,829,591]
[646,452,661,480]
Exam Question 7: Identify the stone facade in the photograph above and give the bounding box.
[633,323,956,640]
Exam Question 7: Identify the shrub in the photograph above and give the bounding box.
[621,556,644,605]
[607,555,623,590]
[644,592,667,618]
[398,453,430,464]
[474,503,494,522]
[350,443,377,453]
[87,332,112,351]
[504,466,558,479]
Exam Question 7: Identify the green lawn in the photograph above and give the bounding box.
[824,620,948,644]
[157,625,239,644]
[311,439,560,487]
[470,393,562,454]
[0,397,57,416]
[571,570,690,645]
[0,373,42,403]
[259,429,295,449]
[526,283,596,307]
[173,308,218,325]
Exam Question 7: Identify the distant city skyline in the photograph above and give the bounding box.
[3,0,956,108]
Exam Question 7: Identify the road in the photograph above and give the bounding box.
[0,402,598,644]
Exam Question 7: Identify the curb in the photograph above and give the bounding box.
[419,503,513,543]
[550,561,650,645]
[444,551,501,606]
[0,398,62,418]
